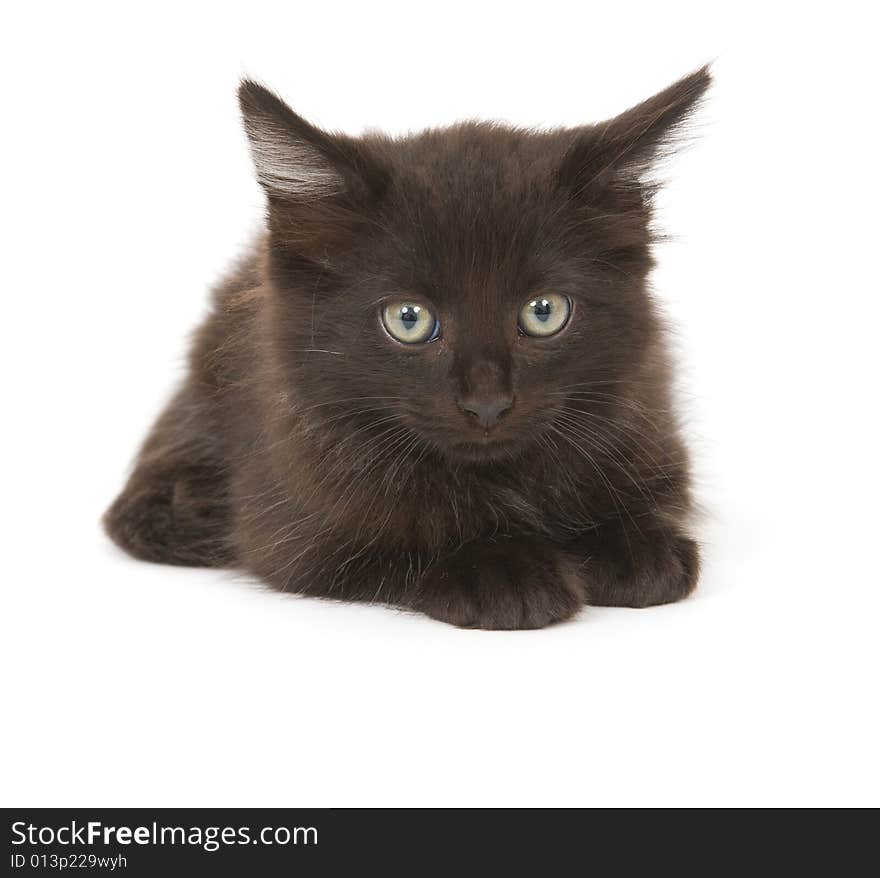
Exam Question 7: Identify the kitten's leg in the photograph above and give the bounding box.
[104,384,235,567]
[412,539,587,630]
[257,536,585,630]
[407,519,697,626]
[575,517,700,608]
[247,519,695,627]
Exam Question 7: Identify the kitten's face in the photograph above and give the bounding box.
[239,71,708,464]
[269,133,650,464]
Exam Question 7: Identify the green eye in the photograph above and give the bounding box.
[518,293,571,337]
[381,302,440,344]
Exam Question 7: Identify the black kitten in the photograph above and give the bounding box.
[105,67,710,629]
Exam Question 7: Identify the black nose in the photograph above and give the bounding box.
[458,394,514,430]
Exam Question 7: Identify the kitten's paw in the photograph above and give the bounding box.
[586,529,700,608]
[104,466,235,567]
[415,541,585,630]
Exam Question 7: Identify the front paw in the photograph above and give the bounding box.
[585,528,700,608]
[415,541,585,630]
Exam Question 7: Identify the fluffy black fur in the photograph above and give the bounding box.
[105,67,710,628]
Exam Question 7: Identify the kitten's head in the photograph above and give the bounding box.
[239,69,709,465]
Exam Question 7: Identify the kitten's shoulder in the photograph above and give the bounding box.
[210,234,269,312]
[188,235,269,391]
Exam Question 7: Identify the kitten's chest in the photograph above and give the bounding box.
[367,469,578,551]
[259,442,596,553]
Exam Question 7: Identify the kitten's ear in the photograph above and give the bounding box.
[238,80,386,203]
[559,66,711,194]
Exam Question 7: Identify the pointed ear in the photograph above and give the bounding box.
[238,80,386,203]
[559,65,711,195]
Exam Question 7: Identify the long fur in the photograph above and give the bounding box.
[105,67,710,629]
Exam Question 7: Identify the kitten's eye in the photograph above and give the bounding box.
[381,302,440,344]
[518,293,571,337]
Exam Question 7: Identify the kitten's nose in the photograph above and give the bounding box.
[457,393,514,430]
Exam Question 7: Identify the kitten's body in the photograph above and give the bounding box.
[106,69,709,628]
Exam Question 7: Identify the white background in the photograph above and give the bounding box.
[2,2,878,807]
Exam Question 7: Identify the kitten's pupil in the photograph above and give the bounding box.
[533,299,551,322]
[401,306,419,330]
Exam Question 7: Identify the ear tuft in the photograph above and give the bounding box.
[560,65,712,193]
[238,80,345,200]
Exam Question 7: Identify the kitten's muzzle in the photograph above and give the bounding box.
[456,393,514,430]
